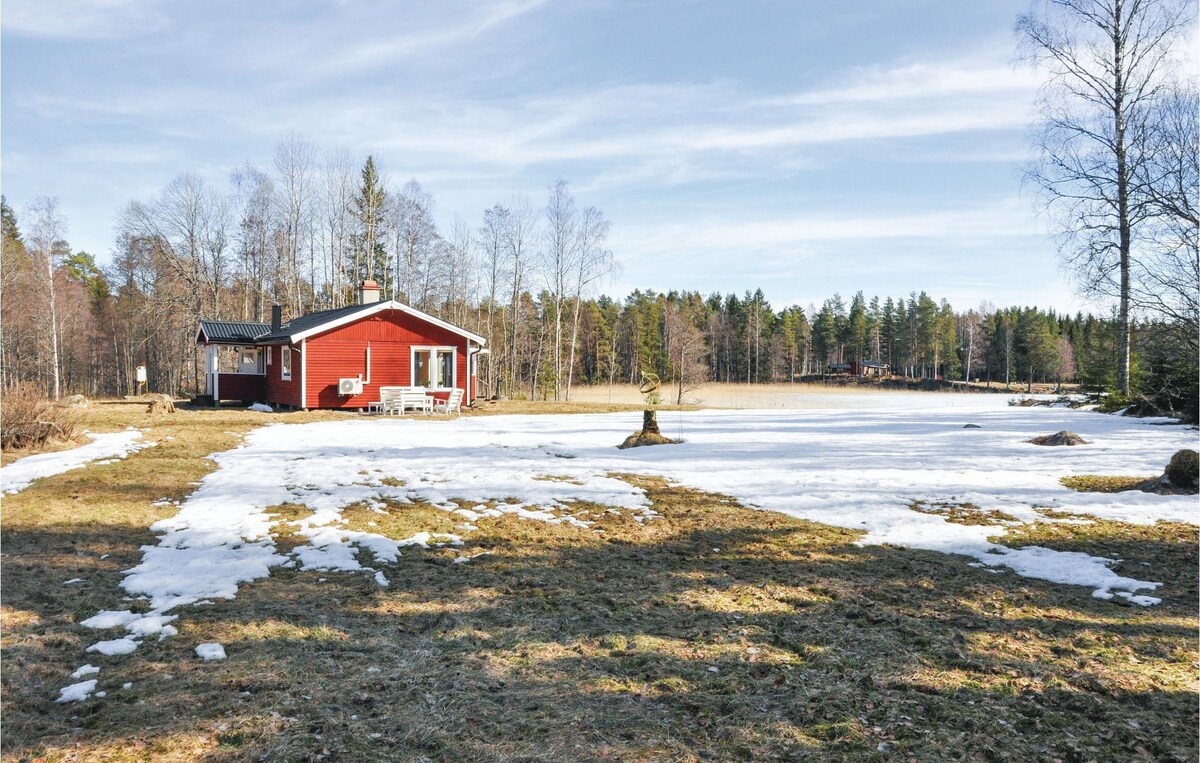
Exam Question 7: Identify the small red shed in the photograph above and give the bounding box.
[196,281,486,410]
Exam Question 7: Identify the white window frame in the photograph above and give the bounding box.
[281,347,293,381]
[238,348,265,375]
[410,346,457,390]
[267,346,272,366]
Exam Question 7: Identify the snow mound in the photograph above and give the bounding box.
[55,679,97,703]
[248,403,273,413]
[195,643,226,661]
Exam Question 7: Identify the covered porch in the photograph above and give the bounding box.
[203,344,267,404]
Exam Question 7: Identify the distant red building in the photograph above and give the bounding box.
[196,281,486,409]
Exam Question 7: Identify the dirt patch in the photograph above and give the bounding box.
[1029,431,1088,446]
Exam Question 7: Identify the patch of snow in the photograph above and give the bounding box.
[69,399,1197,678]
[122,682,133,689]
[195,643,226,661]
[87,637,140,656]
[248,403,273,413]
[70,664,101,679]
[62,578,84,585]
[55,679,98,703]
[1,430,153,494]
[81,610,140,629]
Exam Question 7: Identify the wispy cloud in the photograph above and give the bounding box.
[312,0,549,74]
[2,0,168,39]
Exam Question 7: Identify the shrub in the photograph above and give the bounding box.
[1164,449,1199,489]
[1,383,78,450]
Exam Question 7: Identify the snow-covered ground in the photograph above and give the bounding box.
[1,429,152,494]
[60,397,1198,700]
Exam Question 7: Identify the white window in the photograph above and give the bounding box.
[411,347,455,389]
[281,347,293,381]
[239,348,263,374]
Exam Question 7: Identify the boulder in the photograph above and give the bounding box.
[1029,431,1088,446]
[62,394,89,408]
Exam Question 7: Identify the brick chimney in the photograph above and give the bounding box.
[359,279,380,305]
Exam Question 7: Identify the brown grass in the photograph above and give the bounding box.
[1061,475,1158,493]
[1,382,79,453]
[1,403,1196,762]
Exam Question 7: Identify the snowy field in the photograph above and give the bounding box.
[0,429,151,495]
[61,396,1197,700]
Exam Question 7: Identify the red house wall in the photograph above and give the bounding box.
[265,344,302,408]
[302,310,469,409]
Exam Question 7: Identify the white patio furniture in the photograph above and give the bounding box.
[398,388,434,415]
[377,386,409,415]
[433,389,464,415]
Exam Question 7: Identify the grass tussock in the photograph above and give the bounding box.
[908,499,1019,526]
[1061,475,1158,493]
[1,402,1196,762]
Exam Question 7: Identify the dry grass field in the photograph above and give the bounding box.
[2,400,1196,761]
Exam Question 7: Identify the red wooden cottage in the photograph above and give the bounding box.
[196,281,486,410]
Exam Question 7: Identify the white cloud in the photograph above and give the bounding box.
[317,0,549,73]
[2,0,168,39]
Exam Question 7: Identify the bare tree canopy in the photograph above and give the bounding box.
[1017,0,1196,394]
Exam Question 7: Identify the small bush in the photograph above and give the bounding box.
[1,383,78,450]
[1164,449,1199,489]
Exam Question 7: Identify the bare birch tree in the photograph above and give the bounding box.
[321,149,357,306]
[477,204,509,395]
[1017,0,1192,394]
[564,205,615,400]
[231,164,275,320]
[542,180,578,400]
[26,197,66,398]
[503,196,538,397]
[273,133,317,312]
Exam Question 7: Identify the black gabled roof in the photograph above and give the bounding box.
[198,320,272,344]
[255,302,378,343]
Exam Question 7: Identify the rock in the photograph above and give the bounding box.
[145,394,176,414]
[962,423,982,429]
[1029,431,1088,446]
[1164,449,1199,489]
[62,394,89,408]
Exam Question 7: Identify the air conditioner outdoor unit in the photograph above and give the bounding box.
[338,377,363,396]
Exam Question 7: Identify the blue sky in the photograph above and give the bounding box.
[2,0,1100,312]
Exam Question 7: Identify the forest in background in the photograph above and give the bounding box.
[1,136,1195,421]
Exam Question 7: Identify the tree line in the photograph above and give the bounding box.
[2,175,1194,421]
